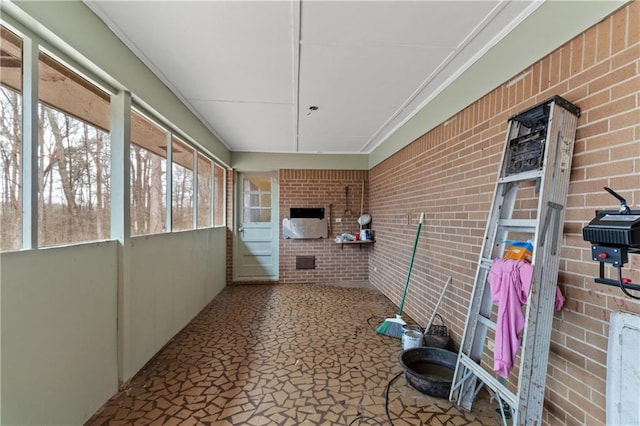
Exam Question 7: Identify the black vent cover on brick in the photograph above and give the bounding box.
[296,256,316,270]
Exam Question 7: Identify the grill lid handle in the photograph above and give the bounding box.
[604,187,631,214]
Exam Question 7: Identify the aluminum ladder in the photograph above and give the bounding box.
[449,96,580,425]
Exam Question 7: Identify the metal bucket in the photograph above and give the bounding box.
[402,330,424,350]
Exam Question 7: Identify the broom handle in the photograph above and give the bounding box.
[397,212,424,315]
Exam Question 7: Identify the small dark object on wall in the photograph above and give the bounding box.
[296,256,315,270]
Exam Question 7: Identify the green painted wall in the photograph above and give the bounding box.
[232,152,369,171]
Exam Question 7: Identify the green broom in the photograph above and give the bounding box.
[376,212,424,338]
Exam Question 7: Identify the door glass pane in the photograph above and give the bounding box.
[252,193,260,206]
[243,176,271,223]
[244,208,271,223]
[244,177,270,192]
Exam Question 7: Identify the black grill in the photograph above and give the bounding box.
[582,187,640,298]
[582,212,640,247]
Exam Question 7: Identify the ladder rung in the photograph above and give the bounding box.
[477,315,496,331]
[479,258,493,268]
[457,353,518,408]
[499,169,544,183]
[497,219,537,232]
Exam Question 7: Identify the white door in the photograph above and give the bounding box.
[233,172,279,281]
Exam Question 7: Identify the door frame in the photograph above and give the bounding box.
[232,171,279,282]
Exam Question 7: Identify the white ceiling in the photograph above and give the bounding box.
[85,0,540,155]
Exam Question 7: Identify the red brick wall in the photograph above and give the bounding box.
[279,169,370,284]
[225,169,235,285]
[369,2,639,424]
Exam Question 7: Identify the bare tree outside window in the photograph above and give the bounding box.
[130,111,167,236]
[37,52,111,247]
[172,137,194,231]
[0,26,22,251]
[197,154,212,228]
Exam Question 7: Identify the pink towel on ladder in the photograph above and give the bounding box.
[487,258,564,377]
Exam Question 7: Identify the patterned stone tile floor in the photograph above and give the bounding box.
[87,283,501,425]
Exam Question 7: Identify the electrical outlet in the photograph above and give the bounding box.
[335,218,342,223]
[487,339,494,351]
